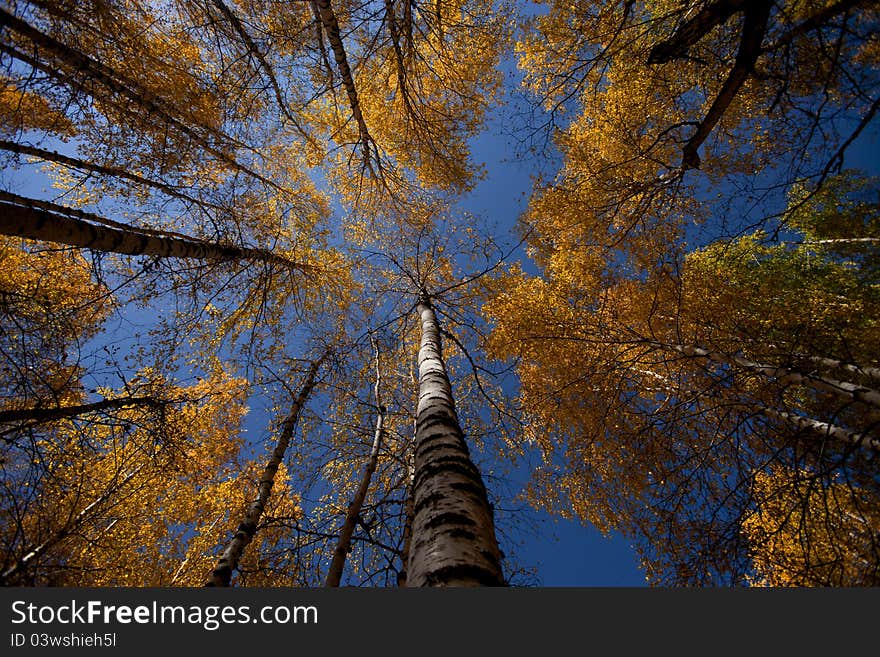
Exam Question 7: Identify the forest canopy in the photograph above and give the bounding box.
[0,0,878,587]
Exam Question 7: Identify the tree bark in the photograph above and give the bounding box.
[325,337,386,586]
[205,353,327,586]
[647,0,749,65]
[680,1,771,169]
[0,139,221,210]
[310,1,335,86]
[0,396,163,424]
[662,342,880,409]
[0,193,310,272]
[756,406,880,454]
[0,7,278,188]
[792,355,880,385]
[405,293,504,586]
[397,427,416,586]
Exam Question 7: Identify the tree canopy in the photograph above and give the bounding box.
[1,0,878,587]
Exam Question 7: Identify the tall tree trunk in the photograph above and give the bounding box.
[661,341,880,409]
[792,355,880,385]
[647,0,749,64]
[397,425,416,586]
[756,406,880,454]
[405,292,504,586]
[206,353,327,586]
[679,1,771,169]
[310,1,335,86]
[207,0,311,143]
[0,396,163,425]
[313,0,376,172]
[0,193,310,272]
[325,336,386,586]
[0,140,221,210]
[384,0,415,121]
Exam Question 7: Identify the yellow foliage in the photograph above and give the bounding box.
[0,80,77,137]
[743,468,880,586]
[0,368,304,586]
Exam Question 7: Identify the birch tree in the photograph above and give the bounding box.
[406,290,504,585]
[207,353,327,586]
[325,336,388,586]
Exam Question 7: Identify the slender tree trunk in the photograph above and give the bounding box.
[170,516,223,585]
[310,1,335,86]
[402,0,414,60]
[680,1,771,169]
[764,0,869,51]
[405,293,504,586]
[647,0,749,64]
[756,406,880,454]
[0,8,278,188]
[0,140,221,210]
[207,0,311,143]
[206,353,327,586]
[397,425,416,586]
[313,0,375,171]
[794,355,880,385]
[662,341,880,409]
[790,237,880,246]
[384,0,415,120]
[638,340,880,453]
[325,337,386,586]
[0,194,310,272]
[0,396,163,424]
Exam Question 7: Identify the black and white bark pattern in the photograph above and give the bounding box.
[0,193,311,272]
[405,296,503,586]
[663,342,880,409]
[0,396,163,425]
[756,406,880,454]
[397,428,415,587]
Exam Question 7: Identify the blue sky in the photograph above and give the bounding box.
[445,68,649,587]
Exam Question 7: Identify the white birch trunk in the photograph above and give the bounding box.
[405,295,504,586]
[0,194,309,272]
[397,418,416,587]
[665,342,880,409]
[794,354,880,386]
[757,406,880,454]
